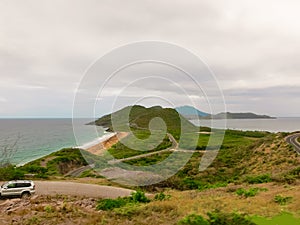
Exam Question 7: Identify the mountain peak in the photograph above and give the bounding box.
[175,105,210,118]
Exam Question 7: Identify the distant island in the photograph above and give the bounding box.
[175,105,276,120]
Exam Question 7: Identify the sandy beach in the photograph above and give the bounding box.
[85,132,128,155]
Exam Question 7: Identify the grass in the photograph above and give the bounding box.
[124,151,173,166]
[102,129,299,192]
[1,183,300,225]
[20,148,88,177]
[244,174,272,184]
[178,211,257,225]
[274,195,293,205]
[96,190,150,211]
[108,130,172,159]
[235,187,268,198]
[252,212,300,225]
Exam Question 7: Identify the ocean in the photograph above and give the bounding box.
[0,117,299,166]
[0,119,106,166]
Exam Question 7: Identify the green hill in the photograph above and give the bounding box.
[206,112,276,119]
[175,105,210,118]
[91,105,199,137]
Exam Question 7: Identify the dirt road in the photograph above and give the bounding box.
[34,181,133,198]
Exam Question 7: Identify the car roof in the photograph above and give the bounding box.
[7,180,33,183]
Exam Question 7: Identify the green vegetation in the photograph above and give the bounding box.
[0,164,24,180]
[208,112,275,120]
[92,105,198,137]
[124,151,172,166]
[252,212,300,225]
[244,174,272,184]
[108,131,172,159]
[178,211,257,225]
[96,198,128,211]
[274,195,293,205]
[20,148,88,177]
[144,131,272,191]
[96,190,150,211]
[179,214,210,225]
[235,187,268,198]
[154,192,171,201]
[90,105,298,192]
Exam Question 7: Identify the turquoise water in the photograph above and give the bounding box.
[0,119,105,165]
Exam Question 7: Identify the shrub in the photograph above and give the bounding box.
[198,182,228,191]
[0,164,24,180]
[245,174,272,184]
[178,211,257,225]
[44,205,53,213]
[236,187,267,198]
[130,190,150,203]
[24,165,47,174]
[178,214,210,225]
[96,198,128,211]
[96,190,149,211]
[208,211,256,225]
[154,192,171,201]
[274,195,293,205]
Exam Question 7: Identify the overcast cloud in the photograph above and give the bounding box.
[0,0,299,117]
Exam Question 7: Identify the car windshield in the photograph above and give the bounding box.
[1,183,7,188]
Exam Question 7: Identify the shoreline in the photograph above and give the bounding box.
[77,132,117,150]
[84,132,128,156]
[17,132,128,167]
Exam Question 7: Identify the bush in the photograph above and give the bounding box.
[245,174,272,184]
[198,182,228,191]
[236,188,267,198]
[0,164,24,180]
[130,190,150,203]
[24,165,47,174]
[274,195,293,205]
[96,190,149,211]
[178,214,209,225]
[154,192,171,201]
[178,211,257,225]
[96,198,128,211]
[208,211,256,225]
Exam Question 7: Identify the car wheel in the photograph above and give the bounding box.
[21,192,31,199]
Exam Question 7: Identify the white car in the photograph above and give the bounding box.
[0,180,35,198]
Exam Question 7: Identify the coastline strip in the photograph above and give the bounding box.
[84,132,128,155]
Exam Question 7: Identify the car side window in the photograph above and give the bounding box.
[16,183,31,188]
[7,183,16,188]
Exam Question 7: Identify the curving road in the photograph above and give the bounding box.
[108,133,178,164]
[285,133,300,154]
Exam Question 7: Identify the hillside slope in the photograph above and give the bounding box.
[91,105,199,136]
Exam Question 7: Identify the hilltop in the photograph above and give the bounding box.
[175,105,276,119]
[90,105,199,135]
[175,105,209,118]
[208,112,276,119]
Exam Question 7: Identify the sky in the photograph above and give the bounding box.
[0,0,300,118]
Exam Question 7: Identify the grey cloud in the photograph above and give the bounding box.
[0,0,299,117]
